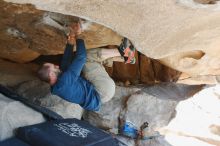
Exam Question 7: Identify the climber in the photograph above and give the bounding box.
[37,22,124,111]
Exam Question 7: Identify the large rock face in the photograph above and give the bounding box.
[161,85,220,146]
[0,0,122,63]
[3,0,220,77]
[83,86,140,130]
[0,59,39,86]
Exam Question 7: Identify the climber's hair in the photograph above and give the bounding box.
[38,64,50,82]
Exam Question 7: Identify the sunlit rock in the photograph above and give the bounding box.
[161,85,220,146]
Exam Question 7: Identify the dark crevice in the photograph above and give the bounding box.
[32,54,63,65]
[193,0,219,4]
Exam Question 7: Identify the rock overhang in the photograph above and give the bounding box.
[2,0,220,76]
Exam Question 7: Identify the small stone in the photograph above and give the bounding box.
[124,80,131,87]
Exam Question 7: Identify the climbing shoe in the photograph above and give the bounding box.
[118,37,136,64]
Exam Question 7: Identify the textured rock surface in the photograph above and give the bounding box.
[0,1,63,63]
[116,136,135,146]
[110,53,182,85]
[0,59,39,87]
[194,0,218,4]
[121,91,178,137]
[4,0,220,76]
[161,85,220,146]
[138,136,172,146]
[139,54,181,84]
[83,86,140,130]
[111,52,140,84]
[84,84,220,146]
[0,93,45,141]
[84,83,202,140]
[120,83,203,138]
[0,0,122,62]
[177,73,220,85]
[80,83,202,133]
